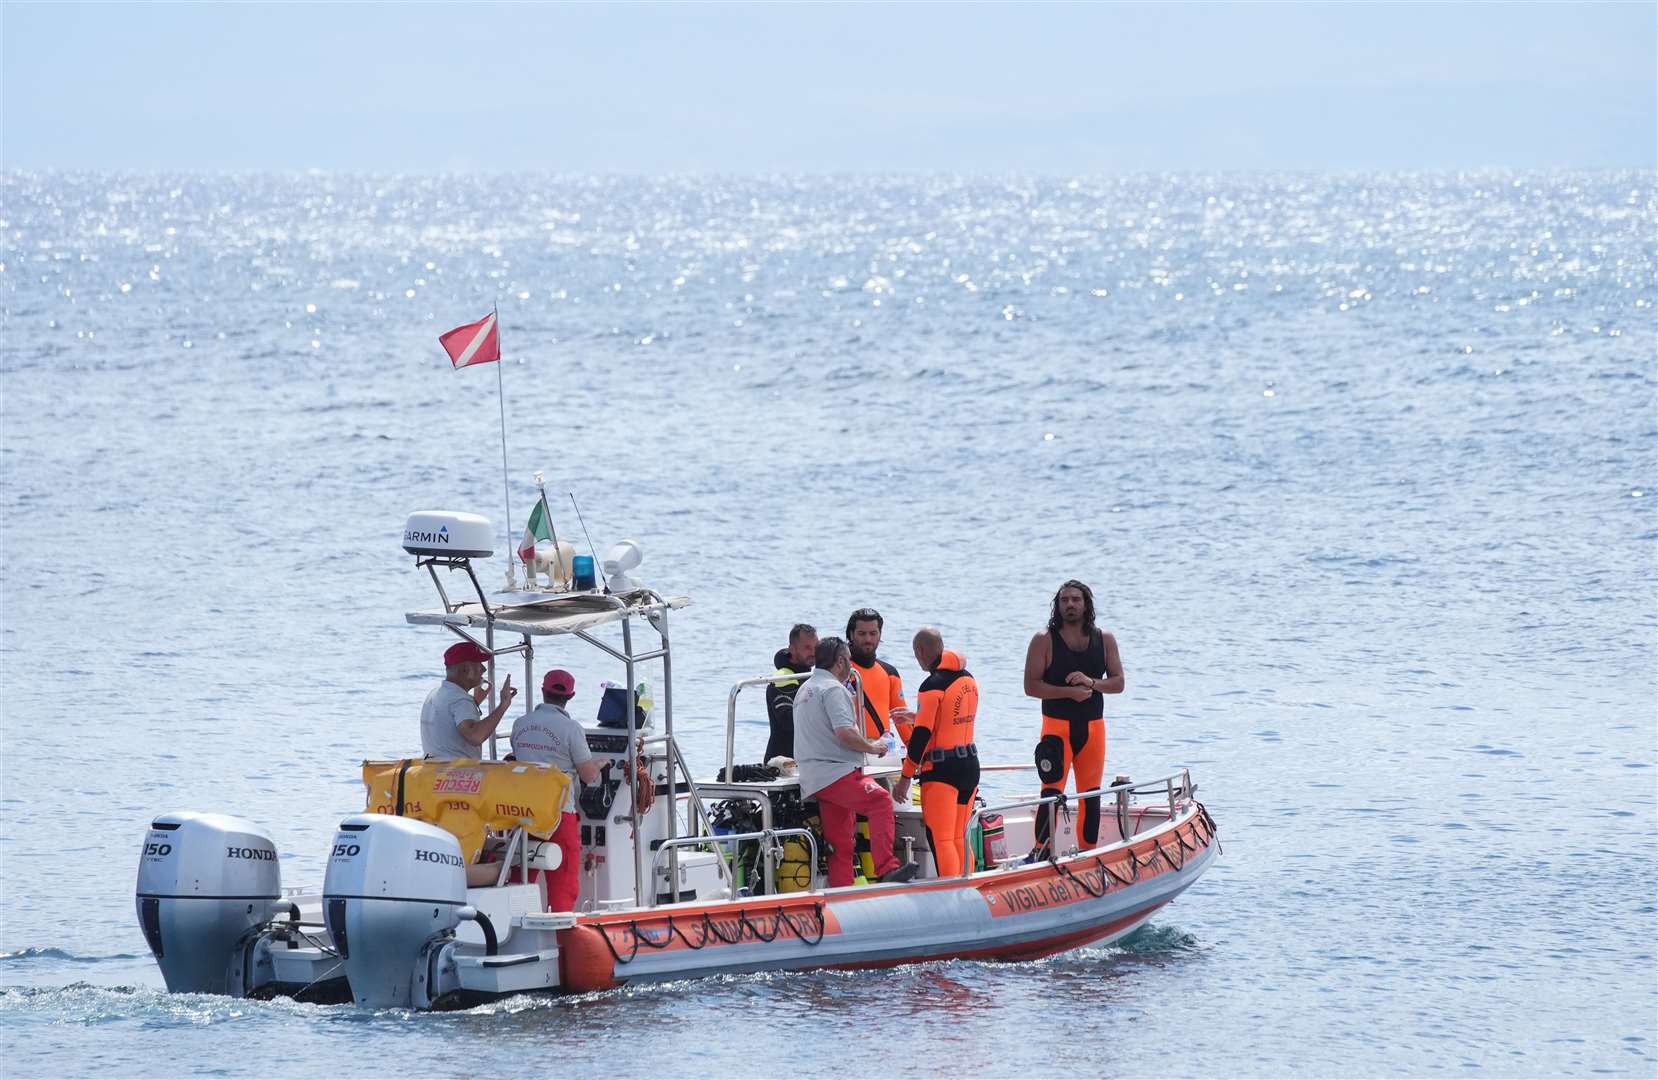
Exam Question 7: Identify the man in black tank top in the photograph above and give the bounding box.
[1023,579,1124,856]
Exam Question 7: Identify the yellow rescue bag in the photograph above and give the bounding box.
[361,759,570,863]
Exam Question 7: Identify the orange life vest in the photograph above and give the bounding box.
[850,656,909,742]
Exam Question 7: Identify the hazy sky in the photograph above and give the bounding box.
[3,2,1653,172]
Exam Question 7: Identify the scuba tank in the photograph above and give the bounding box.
[776,835,813,892]
[855,819,876,882]
[777,807,821,893]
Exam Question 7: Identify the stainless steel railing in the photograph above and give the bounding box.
[641,732,734,904]
[723,669,825,780]
[650,828,821,902]
[963,768,1196,878]
[683,786,777,892]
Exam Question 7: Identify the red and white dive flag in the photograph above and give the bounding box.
[438,311,500,369]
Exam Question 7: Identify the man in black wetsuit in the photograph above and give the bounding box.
[764,623,818,761]
[1023,579,1124,858]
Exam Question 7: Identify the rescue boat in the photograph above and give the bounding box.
[134,509,1220,1008]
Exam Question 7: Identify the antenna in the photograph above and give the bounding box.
[493,304,515,591]
[568,492,607,594]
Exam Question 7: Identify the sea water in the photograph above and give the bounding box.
[1,172,1653,1077]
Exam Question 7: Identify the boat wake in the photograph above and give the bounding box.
[1111,922,1200,954]
[0,947,145,965]
[0,922,1208,1039]
[0,981,417,1026]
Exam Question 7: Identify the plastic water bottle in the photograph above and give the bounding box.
[881,730,902,757]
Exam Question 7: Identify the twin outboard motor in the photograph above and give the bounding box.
[137,811,502,1007]
[135,812,286,995]
[323,814,478,1008]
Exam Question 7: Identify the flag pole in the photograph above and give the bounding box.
[494,303,517,591]
[537,478,562,567]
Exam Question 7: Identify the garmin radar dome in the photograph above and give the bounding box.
[401,511,493,558]
[134,812,285,995]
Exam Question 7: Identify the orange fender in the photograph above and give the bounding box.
[558,925,619,994]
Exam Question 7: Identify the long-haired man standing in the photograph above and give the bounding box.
[1023,580,1123,858]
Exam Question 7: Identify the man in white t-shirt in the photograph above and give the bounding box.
[418,640,520,887]
[511,669,600,911]
[419,641,518,761]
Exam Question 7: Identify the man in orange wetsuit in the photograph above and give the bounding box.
[892,627,980,877]
[846,607,914,746]
[1024,579,1123,858]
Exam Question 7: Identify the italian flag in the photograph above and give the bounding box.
[518,496,553,566]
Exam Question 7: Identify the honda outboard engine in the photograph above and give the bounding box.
[135,812,284,995]
[323,814,471,1008]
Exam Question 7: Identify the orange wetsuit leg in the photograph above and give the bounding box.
[1073,719,1107,846]
[921,779,962,877]
[923,755,981,876]
[955,788,977,874]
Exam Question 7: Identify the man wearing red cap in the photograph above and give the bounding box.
[420,641,519,760]
[510,670,598,910]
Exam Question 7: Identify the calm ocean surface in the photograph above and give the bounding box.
[1,172,1654,1078]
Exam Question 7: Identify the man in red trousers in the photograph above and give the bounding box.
[793,636,918,887]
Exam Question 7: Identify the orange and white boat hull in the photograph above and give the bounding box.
[560,802,1220,992]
